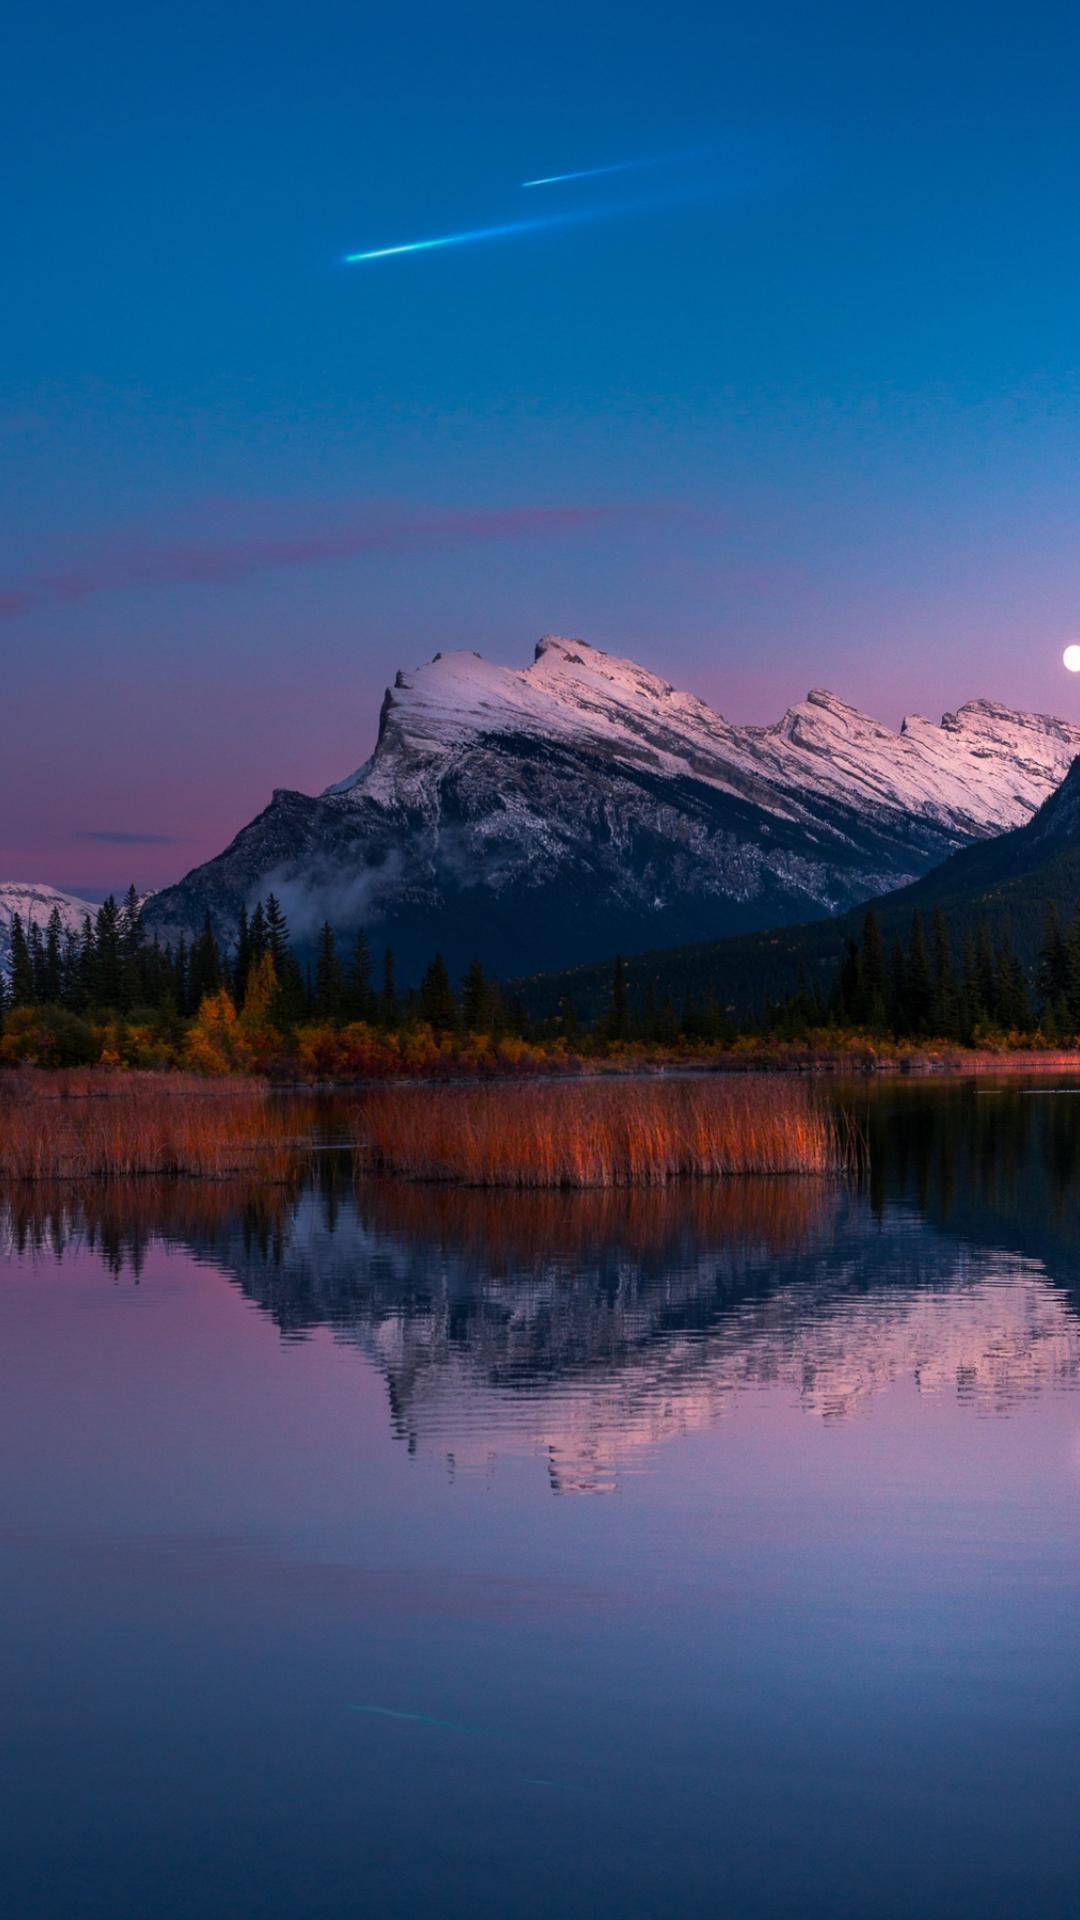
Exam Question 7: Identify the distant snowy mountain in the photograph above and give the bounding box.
[143,636,1080,977]
[0,883,98,975]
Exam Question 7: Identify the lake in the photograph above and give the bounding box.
[2,1079,1080,1918]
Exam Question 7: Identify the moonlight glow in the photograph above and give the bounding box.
[1064,645,1080,672]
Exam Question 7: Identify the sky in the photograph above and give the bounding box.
[5,1,1080,895]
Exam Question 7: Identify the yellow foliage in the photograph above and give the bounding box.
[183,989,252,1075]
[241,951,277,1026]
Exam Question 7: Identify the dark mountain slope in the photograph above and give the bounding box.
[518,752,1080,1022]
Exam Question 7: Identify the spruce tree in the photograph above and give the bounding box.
[1066,902,1080,1030]
[314,922,343,1020]
[248,901,268,966]
[419,953,456,1031]
[118,885,145,1011]
[8,913,33,1007]
[379,947,397,1027]
[836,937,861,1025]
[233,905,252,1004]
[343,928,375,1023]
[994,919,1030,1032]
[78,914,97,1010]
[976,923,998,1027]
[605,954,629,1043]
[43,908,64,1003]
[1037,901,1070,1012]
[930,909,958,1037]
[94,897,123,1007]
[905,913,933,1034]
[29,921,47,1002]
[264,895,289,966]
[461,959,488,1033]
[860,908,887,1027]
[887,935,906,1033]
[188,912,222,1008]
[60,927,81,1009]
[959,927,981,1040]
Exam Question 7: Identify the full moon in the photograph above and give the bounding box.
[1064,645,1080,672]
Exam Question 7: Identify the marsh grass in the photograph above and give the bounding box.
[0,1070,314,1181]
[357,1075,851,1188]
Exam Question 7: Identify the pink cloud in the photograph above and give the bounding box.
[0,501,641,618]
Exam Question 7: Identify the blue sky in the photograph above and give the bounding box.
[5,1,1080,891]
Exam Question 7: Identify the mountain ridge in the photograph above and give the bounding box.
[132,634,1080,978]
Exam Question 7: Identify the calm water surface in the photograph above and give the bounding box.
[3,1080,1080,1918]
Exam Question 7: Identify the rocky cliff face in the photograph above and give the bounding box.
[142,637,1080,976]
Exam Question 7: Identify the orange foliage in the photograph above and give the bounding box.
[357,1074,849,1187]
[0,1069,315,1182]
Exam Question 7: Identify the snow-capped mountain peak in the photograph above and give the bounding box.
[145,635,1080,979]
[0,883,99,973]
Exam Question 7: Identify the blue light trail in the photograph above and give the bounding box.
[344,209,591,264]
[521,160,641,188]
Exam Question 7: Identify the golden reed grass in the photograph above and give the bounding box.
[357,1075,850,1188]
[0,1070,316,1181]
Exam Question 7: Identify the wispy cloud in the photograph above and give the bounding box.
[0,501,634,620]
[73,830,186,846]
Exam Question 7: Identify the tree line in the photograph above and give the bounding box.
[0,889,533,1039]
[6,887,1080,1067]
[765,901,1080,1042]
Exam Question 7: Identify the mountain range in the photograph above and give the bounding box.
[136,637,1080,978]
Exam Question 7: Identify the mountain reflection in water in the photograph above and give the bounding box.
[6,1080,1080,1493]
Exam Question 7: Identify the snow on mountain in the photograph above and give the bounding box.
[143,636,1080,978]
[0,884,98,974]
[330,638,1080,834]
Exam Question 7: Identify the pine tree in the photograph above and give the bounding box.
[249,901,268,966]
[930,909,958,1037]
[264,894,289,966]
[118,885,144,1011]
[8,913,34,1006]
[78,914,96,1010]
[28,921,47,1002]
[188,912,222,1008]
[605,954,629,1043]
[233,905,252,1004]
[94,897,123,1007]
[1065,902,1080,1030]
[42,908,63,1003]
[959,927,981,1039]
[994,919,1030,1031]
[976,922,997,1026]
[1037,901,1070,1012]
[379,947,397,1027]
[342,928,375,1023]
[314,922,343,1020]
[461,959,488,1033]
[419,953,456,1031]
[887,934,906,1033]
[559,994,580,1043]
[860,908,886,1027]
[905,912,933,1033]
[60,926,81,1009]
[836,936,861,1024]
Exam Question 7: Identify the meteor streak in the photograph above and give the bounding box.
[344,208,591,264]
[521,160,643,188]
[521,148,702,189]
